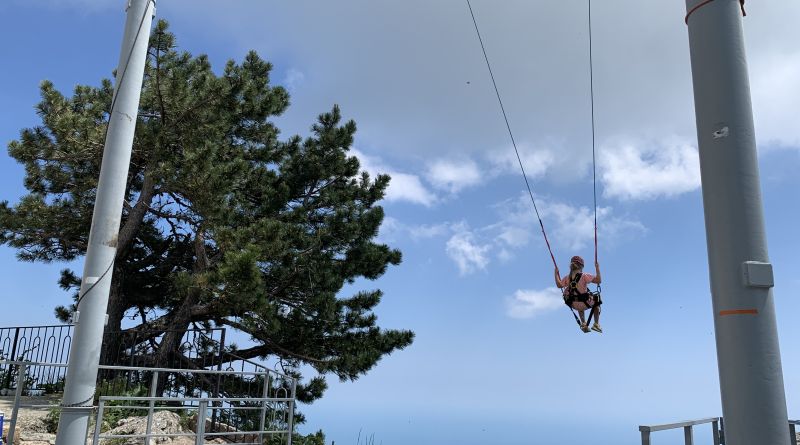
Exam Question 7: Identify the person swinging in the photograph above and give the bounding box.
[555,255,602,333]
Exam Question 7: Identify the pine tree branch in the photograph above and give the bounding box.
[154,33,168,126]
[116,165,158,259]
[219,318,330,366]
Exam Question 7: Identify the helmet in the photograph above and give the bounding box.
[570,256,584,267]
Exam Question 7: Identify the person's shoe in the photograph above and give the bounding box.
[580,323,590,333]
[591,323,603,333]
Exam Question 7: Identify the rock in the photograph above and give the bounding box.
[17,432,55,444]
[94,411,187,444]
[10,408,246,444]
[14,411,49,435]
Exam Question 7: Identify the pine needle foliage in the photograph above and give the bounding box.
[0,20,413,404]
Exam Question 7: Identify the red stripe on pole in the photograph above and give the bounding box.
[719,309,758,316]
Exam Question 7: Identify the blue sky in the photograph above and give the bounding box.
[1,1,800,444]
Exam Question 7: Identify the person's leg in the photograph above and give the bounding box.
[578,310,590,332]
[591,306,602,332]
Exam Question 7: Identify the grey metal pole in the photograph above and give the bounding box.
[685,1,790,444]
[55,1,156,444]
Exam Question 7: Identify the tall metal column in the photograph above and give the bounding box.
[55,1,155,443]
[685,1,790,444]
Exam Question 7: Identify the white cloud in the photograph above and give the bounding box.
[599,138,701,201]
[445,223,491,276]
[487,144,555,180]
[505,287,565,319]
[283,68,305,94]
[495,225,531,249]
[376,216,402,244]
[426,158,483,194]
[385,172,437,207]
[351,149,437,207]
[751,51,800,150]
[491,193,646,254]
[409,223,449,240]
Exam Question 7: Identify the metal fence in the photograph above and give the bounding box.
[639,417,800,445]
[639,417,721,445]
[0,325,73,394]
[2,360,296,444]
[0,325,232,393]
[0,325,298,444]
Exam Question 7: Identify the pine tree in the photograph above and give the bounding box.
[0,20,413,404]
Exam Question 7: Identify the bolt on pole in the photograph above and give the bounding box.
[55,1,156,444]
[685,1,790,444]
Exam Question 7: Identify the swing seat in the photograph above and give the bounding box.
[564,290,602,311]
[565,292,597,312]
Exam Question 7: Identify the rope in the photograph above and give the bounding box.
[465,0,558,268]
[685,0,746,25]
[588,0,598,266]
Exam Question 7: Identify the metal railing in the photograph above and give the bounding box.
[639,417,721,445]
[0,324,230,394]
[1,360,296,444]
[0,325,72,392]
[640,417,800,445]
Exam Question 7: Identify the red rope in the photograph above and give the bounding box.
[685,0,746,25]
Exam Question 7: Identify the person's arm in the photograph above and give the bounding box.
[555,266,563,288]
[592,261,602,284]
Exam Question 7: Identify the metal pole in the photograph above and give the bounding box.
[55,1,156,444]
[195,400,208,445]
[259,371,269,444]
[287,379,296,445]
[92,400,105,445]
[145,371,159,443]
[7,363,27,445]
[685,1,790,444]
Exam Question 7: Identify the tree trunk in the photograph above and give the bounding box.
[100,168,156,365]
[100,273,127,366]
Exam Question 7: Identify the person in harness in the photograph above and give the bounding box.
[555,255,602,333]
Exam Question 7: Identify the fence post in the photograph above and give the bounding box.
[93,400,105,444]
[287,379,296,445]
[211,329,226,435]
[195,400,208,445]
[259,371,269,444]
[789,422,796,445]
[145,371,159,443]
[684,425,694,445]
[712,419,721,445]
[641,429,651,445]
[7,362,27,445]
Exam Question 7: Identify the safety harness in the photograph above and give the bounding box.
[563,272,602,328]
